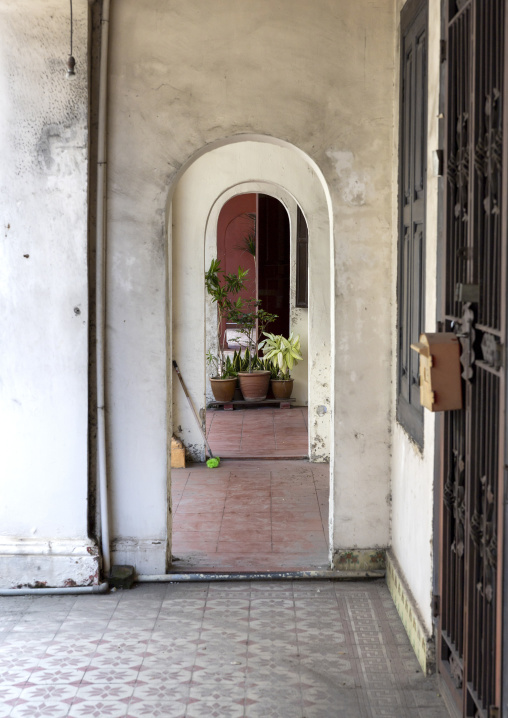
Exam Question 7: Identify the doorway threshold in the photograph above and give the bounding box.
[136,569,385,583]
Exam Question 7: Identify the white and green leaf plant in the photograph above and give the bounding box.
[259,332,303,380]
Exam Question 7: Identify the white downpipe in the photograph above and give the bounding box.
[96,0,111,575]
[0,583,110,597]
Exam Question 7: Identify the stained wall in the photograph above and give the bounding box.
[0,0,98,586]
[1,0,398,581]
[107,0,396,569]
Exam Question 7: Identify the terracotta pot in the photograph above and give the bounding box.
[209,377,237,402]
[237,370,271,401]
[271,378,294,399]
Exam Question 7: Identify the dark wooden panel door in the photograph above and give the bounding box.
[257,194,290,339]
[438,1,506,715]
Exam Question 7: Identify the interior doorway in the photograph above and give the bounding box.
[168,137,333,573]
[207,191,308,460]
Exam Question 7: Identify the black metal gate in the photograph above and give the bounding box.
[439,1,506,715]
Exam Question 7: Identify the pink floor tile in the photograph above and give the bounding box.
[206,406,308,458]
[171,459,329,573]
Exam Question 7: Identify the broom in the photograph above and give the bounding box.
[172,361,219,468]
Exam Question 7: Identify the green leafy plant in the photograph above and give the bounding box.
[206,351,237,379]
[205,259,248,378]
[231,349,276,375]
[228,301,278,372]
[205,258,277,376]
[259,332,303,380]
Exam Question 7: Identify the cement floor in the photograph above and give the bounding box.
[0,580,451,717]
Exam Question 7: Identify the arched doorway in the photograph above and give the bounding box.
[168,136,334,571]
[207,192,306,460]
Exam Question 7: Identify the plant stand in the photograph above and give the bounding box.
[208,398,296,410]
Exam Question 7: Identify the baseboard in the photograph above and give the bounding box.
[0,537,100,588]
[386,550,435,675]
[332,548,386,571]
[111,537,169,575]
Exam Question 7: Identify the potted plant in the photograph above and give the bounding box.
[230,301,278,401]
[206,351,237,401]
[205,259,248,402]
[259,332,303,399]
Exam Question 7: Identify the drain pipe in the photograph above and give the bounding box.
[0,583,109,597]
[96,0,112,575]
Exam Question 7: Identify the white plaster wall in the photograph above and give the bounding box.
[0,1,95,585]
[172,143,329,463]
[104,0,395,569]
[389,0,441,632]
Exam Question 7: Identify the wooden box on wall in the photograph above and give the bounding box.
[410,333,462,412]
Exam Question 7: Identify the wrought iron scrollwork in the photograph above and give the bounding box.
[480,332,502,370]
[474,89,502,217]
[455,303,477,381]
[450,452,466,558]
[473,476,497,604]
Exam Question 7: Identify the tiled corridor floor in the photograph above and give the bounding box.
[171,460,329,572]
[206,407,308,458]
[0,580,451,717]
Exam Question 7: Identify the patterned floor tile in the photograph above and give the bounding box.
[68,700,130,717]
[132,682,190,702]
[81,666,139,684]
[126,700,186,718]
[0,582,452,718]
[0,669,32,686]
[11,701,72,718]
[136,661,194,686]
[35,655,92,672]
[75,684,134,701]
[0,685,22,702]
[89,654,143,670]
[186,684,245,718]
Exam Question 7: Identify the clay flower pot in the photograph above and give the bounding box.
[209,377,237,402]
[271,378,294,399]
[237,370,271,401]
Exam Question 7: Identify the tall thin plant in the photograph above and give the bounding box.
[205,258,248,378]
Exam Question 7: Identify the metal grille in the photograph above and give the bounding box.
[439,0,505,715]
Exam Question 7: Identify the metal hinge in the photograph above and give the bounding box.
[440,39,446,63]
[489,707,499,718]
[432,594,440,618]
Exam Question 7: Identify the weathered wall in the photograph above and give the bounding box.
[390,0,441,632]
[107,0,395,570]
[0,0,98,586]
[0,0,398,582]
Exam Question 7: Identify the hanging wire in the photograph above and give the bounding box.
[67,0,76,76]
[69,0,73,56]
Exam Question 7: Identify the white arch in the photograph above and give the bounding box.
[168,136,335,559]
[203,182,304,404]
